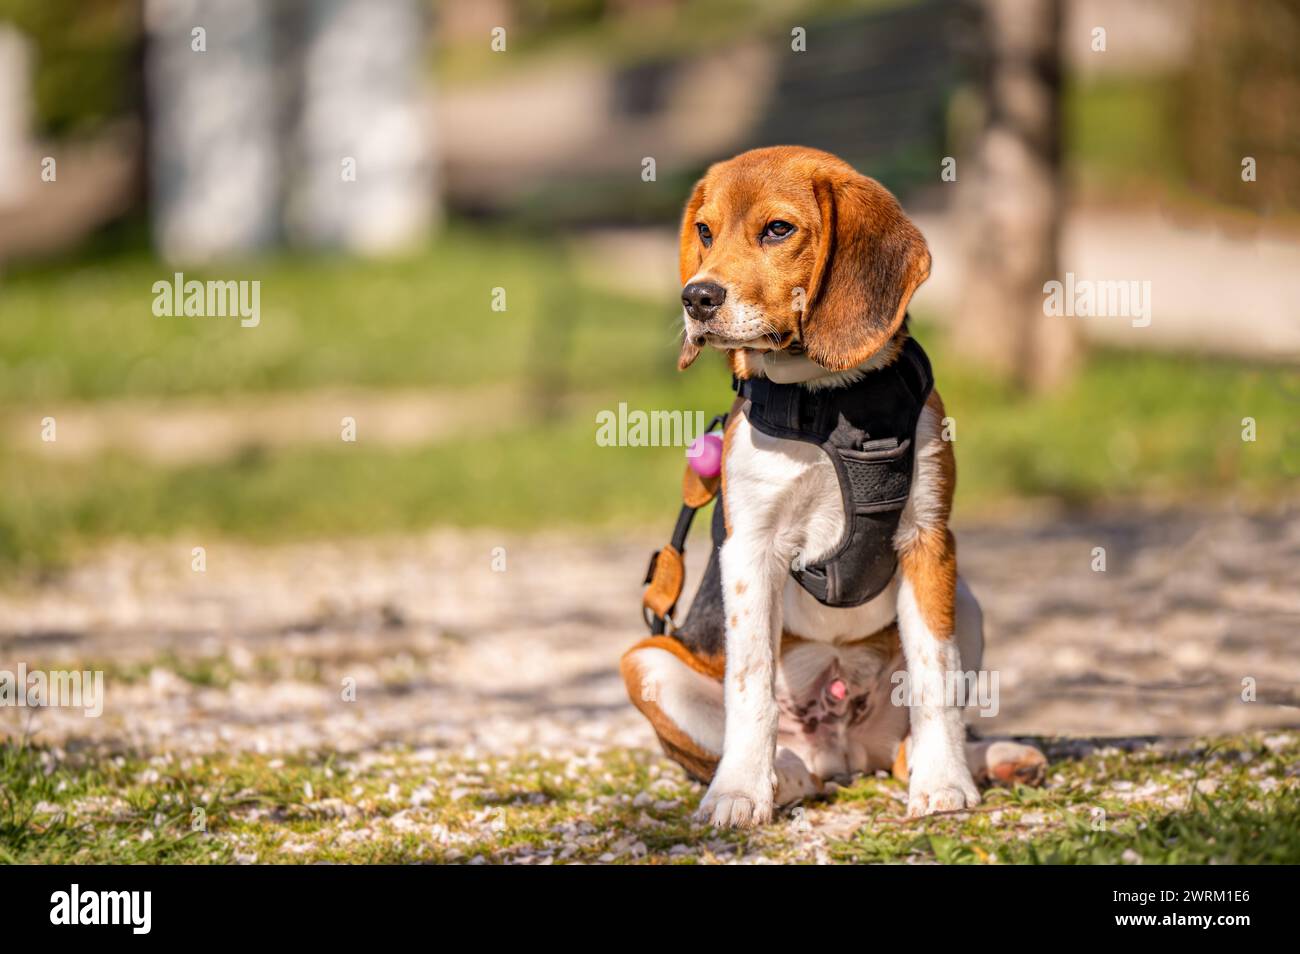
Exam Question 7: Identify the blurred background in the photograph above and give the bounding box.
[0,0,1297,757]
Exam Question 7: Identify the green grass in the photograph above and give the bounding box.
[831,736,1300,864]
[1,346,1291,572]
[935,346,1296,505]
[2,731,1295,864]
[0,740,744,864]
[1,226,1295,571]
[0,224,682,401]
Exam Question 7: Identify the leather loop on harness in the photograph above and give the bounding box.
[682,468,720,509]
[642,543,685,633]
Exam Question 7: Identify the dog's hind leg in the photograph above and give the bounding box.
[621,637,723,784]
[965,739,1048,787]
[951,580,1047,786]
[621,636,819,805]
[891,581,1047,790]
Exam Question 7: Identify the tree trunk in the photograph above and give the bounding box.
[285,0,438,253]
[145,0,437,262]
[145,0,280,263]
[952,0,1077,392]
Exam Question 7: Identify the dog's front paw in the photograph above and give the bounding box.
[907,753,980,818]
[695,762,775,828]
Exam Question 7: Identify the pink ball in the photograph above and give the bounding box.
[687,433,723,478]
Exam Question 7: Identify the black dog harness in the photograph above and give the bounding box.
[642,334,933,637]
[735,335,933,607]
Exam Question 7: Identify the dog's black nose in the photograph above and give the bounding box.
[681,281,726,321]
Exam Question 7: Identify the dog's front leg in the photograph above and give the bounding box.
[897,528,980,816]
[695,531,782,828]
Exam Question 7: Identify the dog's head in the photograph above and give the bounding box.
[676,146,931,373]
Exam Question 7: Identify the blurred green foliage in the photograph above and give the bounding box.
[7,0,1291,218]
[1065,76,1184,196]
[1177,0,1300,215]
[436,0,895,81]
[0,0,138,136]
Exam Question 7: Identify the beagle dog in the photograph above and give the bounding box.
[622,146,1045,828]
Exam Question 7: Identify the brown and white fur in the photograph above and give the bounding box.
[621,146,1044,828]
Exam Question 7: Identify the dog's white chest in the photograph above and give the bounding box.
[725,416,900,645]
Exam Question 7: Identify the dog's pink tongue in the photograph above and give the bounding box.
[828,679,847,701]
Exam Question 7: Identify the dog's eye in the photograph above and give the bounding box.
[696,223,713,247]
[763,220,795,241]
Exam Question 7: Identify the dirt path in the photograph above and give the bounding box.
[2,505,1297,759]
[5,385,524,463]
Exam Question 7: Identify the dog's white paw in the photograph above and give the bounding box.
[907,753,980,818]
[695,762,775,828]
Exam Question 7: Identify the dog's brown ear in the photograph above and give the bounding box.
[676,176,708,370]
[802,171,931,372]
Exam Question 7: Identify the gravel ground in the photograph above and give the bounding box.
[3,503,1297,757]
[3,504,1298,864]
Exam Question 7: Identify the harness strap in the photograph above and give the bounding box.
[730,333,934,609]
[641,413,726,634]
